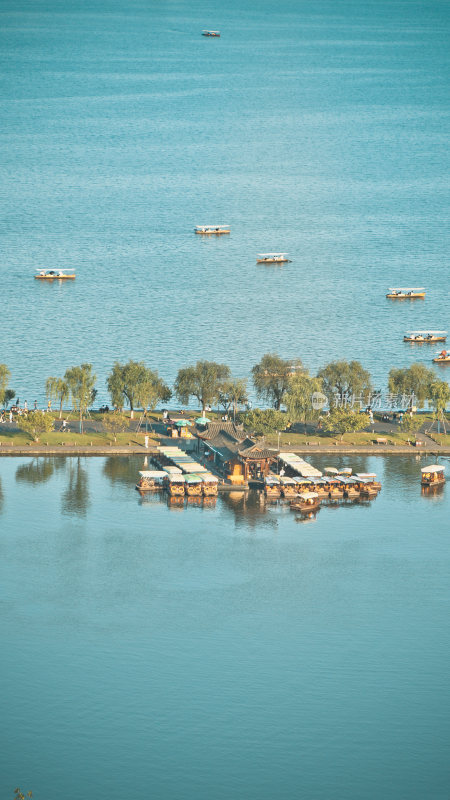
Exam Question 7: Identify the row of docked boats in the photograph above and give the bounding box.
[136,445,219,497]
[265,471,381,506]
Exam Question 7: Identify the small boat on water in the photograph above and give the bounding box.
[433,350,450,364]
[202,30,220,37]
[201,473,218,496]
[264,475,281,499]
[290,491,320,513]
[404,330,447,343]
[135,470,167,492]
[168,474,185,496]
[35,269,75,280]
[421,464,445,487]
[386,287,425,299]
[184,474,203,497]
[256,253,291,264]
[195,225,230,235]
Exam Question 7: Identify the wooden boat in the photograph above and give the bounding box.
[343,478,360,499]
[201,473,218,496]
[404,330,447,343]
[328,478,345,500]
[35,269,75,280]
[386,287,425,299]
[421,464,445,487]
[433,350,450,364]
[290,491,320,513]
[356,473,381,491]
[309,478,330,499]
[279,476,297,498]
[202,30,220,37]
[168,475,185,496]
[184,475,203,496]
[194,225,230,234]
[135,470,167,492]
[256,253,291,264]
[264,475,281,499]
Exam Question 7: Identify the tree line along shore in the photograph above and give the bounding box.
[0,355,449,446]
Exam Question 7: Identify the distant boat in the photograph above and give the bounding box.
[202,30,220,37]
[386,287,425,299]
[421,464,445,487]
[35,269,75,280]
[195,225,230,235]
[256,253,291,264]
[404,330,447,343]
[433,350,450,363]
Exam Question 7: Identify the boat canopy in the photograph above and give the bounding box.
[388,287,425,291]
[324,467,339,474]
[279,476,296,485]
[356,473,377,479]
[257,253,288,256]
[265,476,280,484]
[421,464,445,473]
[184,475,202,483]
[202,30,220,33]
[338,468,352,475]
[138,470,167,478]
[406,330,447,335]
[201,474,218,483]
[164,466,183,474]
[168,474,185,483]
[195,224,229,229]
[297,492,319,500]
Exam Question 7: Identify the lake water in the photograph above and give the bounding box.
[0,454,449,799]
[1,0,450,405]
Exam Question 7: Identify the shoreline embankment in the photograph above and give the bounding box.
[0,445,449,457]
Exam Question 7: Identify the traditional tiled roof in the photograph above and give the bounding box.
[196,421,244,442]
[237,444,276,460]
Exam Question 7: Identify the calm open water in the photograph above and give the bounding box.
[1,0,450,404]
[0,454,450,799]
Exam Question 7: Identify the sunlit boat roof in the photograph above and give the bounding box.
[257,253,289,256]
[388,287,425,291]
[406,330,447,334]
[421,464,445,473]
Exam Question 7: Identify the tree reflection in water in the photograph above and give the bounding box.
[221,489,277,530]
[62,457,90,517]
[15,457,63,486]
[103,456,141,487]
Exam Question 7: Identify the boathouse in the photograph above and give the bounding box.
[196,422,277,484]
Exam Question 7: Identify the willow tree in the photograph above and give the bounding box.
[65,363,97,433]
[388,363,435,408]
[317,360,372,406]
[46,376,69,418]
[252,354,303,410]
[0,364,12,407]
[218,378,248,421]
[107,361,171,419]
[16,410,54,442]
[428,379,450,433]
[285,372,324,431]
[322,408,371,441]
[174,360,230,413]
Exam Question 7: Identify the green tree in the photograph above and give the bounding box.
[0,364,12,407]
[65,363,97,433]
[218,378,248,421]
[46,376,69,418]
[252,353,303,410]
[102,412,129,442]
[107,361,171,419]
[3,389,15,408]
[174,360,230,413]
[388,363,435,408]
[241,408,288,436]
[317,360,372,406]
[399,414,424,435]
[16,410,54,442]
[285,372,324,430]
[428,379,450,433]
[322,408,370,440]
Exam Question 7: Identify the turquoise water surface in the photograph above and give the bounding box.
[1,0,450,403]
[0,454,449,799]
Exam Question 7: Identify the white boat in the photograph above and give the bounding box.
[195,225,230,234]
[35,269,76,280]
[404,330,447,343]
[386,287,425,299]
[202,30,220,37]
[256,253,291,264]
[421,464,445,487]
